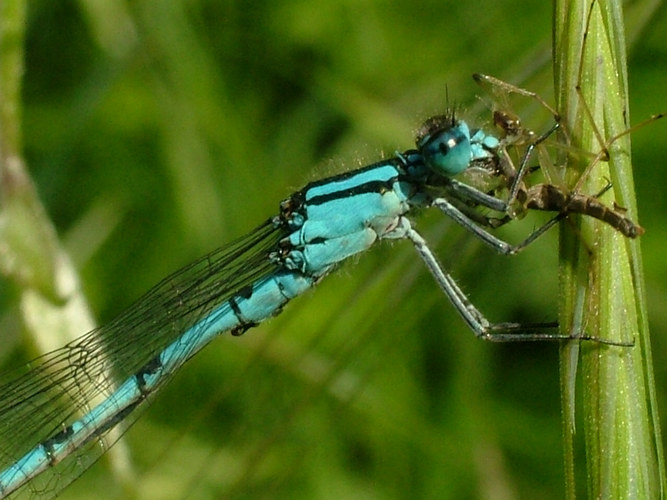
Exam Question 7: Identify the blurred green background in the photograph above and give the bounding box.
[1,0,666,498]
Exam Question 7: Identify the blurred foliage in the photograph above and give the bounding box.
[1,0,666,498]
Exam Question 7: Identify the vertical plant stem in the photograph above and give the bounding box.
[553,0,666,497]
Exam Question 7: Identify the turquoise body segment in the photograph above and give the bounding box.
[290,162,410,243]
[285,161,413,272]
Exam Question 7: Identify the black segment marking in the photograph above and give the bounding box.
[229,286,254,336]
[307,179,396,206]
[303,159,400,190]
[135,355,163,394]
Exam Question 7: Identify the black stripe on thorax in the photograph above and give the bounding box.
[306,178,398,206]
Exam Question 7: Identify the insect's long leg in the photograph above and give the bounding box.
[405,224,560,342]
[431,197,562,256]
[405,223,627,345]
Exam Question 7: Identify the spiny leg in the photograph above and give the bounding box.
[405,223,627,344]
[430,196,561,256]
[472,73,560,123]
[404,224,560,342]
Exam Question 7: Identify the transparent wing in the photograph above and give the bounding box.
[0,219,287,498]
